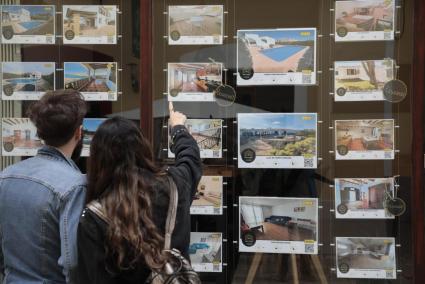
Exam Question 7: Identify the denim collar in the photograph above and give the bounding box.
[37,145,80,171]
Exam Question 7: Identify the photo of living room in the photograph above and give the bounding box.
[191,176,223,215]
[240,197,317,243]
[2,118,43,156]
[168,63,222,101]
[335,178,394,218]
[189,232,222,272]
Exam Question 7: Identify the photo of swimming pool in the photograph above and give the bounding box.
[260,45,306,62]
[19,21,44,30]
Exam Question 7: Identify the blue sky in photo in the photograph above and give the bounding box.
[239,114,317,130]
[65,63,89,78]
[3,62,54,75]
[240,29,315,41]
[3,5,53,15]
[83,119,105,132]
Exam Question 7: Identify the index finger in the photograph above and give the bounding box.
[169,101,174,113]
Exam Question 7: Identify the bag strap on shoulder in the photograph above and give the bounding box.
[87,200,110,223]
[164,175,178,250]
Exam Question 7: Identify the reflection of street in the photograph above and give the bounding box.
[339,254,394,269]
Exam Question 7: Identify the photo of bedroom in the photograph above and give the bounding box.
[191,176,223,215]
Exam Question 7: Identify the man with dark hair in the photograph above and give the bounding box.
[0,90,87,284]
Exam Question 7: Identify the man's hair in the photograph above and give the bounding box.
[27,89,87,147]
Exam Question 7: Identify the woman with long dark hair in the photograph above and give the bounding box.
[76,103,202,283]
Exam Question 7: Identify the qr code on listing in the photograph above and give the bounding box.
[213,150,220,158]
[46,36,53,44]
[302,74,311,84]
[384,32,392,40]
[384,151,393,159]
[305,244,314,253]
[213,264,221,272]
[386,270,394,278]
[304,158,314,168]
[213,207,220,214]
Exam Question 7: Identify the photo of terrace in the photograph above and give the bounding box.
[239,114,316,157]
[2,62,54,94]
[238,29,315,73]
[184,119,222,151]
[192,176,222,208]
[2,118,42,151]
[337,237,395,270]
[336,120,394,152]
[169,5,223,37]
[64,62,117,93]
[240,197,317,242]
[336,0,394,32]
[335,60,393,93]
[1,5,54,36]
[336,178,393,211]
[168,63,222,93]
[63,6,116,38]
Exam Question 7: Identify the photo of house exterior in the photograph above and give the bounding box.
[63,5,117,44]
[189,232,222,272]
[1,118,43,156]
[1,5,55,43]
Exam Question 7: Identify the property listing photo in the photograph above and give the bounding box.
[1,5,55,43]
[189,232,222,272]
[168,63,222,101]
[335,119,395,159]
[63,5,116,44]
[191,176,223,215]
[237,28,316,85]
[336,237,396,279]
[335,0,395,41]
[168,5,223,44]
[1,118,42,156]
[81,118,106,157]
[1,62,55,99]
[64,62,117,100]
[334,59,394,101]
[335,178,394,218]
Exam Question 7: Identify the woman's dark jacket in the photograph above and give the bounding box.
[75,125,202,283]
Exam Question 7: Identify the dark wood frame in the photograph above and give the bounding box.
[139,0,425,282]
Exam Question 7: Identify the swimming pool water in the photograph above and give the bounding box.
[260,45,306,62]
[19,21,44,30]
[5,78,38,84]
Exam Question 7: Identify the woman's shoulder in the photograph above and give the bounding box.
[79,206,109,240]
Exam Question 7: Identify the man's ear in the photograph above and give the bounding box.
[75,125,83,141]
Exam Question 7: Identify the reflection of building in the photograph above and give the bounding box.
[2,8,31,23]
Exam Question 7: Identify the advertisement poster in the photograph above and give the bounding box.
[2,118,42,156]
[189,232,222,272]
[1,62,55,100]
[336,237,396,279]
[191,176,223,215]
[64,62,118,101]
[335,59,395,101]
[335,119,395,160]
[335,178,395,219]
[168,63,222,102]
[81,118,106,157]
[239,197,318,254]
[335,0,395,42]
[168,5,223,45]
[169,119,222,159]
[63,5,117,44]
[1,5,55,44]
[237,28,316,85]
[238,113,317,169]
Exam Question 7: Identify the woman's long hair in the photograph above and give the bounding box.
[86,117,167,270]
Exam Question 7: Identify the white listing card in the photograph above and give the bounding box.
[238,113,317,169]
[336,237,396,279]
[81,118,106,157]
[239,197,318,254]
[335,119,395,160]
[237,28,316,85]
[189,232,222,272]
[2,118,43,156]
[191,176,223,215]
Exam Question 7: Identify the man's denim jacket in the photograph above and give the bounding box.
[0,146,86,283]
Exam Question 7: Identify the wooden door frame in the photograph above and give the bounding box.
[139,0,425,282]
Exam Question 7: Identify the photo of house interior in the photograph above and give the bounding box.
[184,119,222,151]
[336,178,392,210]
[337,237,396,270]
[169,5,223,37]
[240,197,317,242]
[1,5,54,36]
[82,119,105,155]
[238,29,315,73]
[189,232,222,266]
[168,63,222,93]
[2,62,54,94]
[336,0,394,32]
[2,118,42,152]
[192,176,222,208]
[64,62,117,93]
[63,5,116,38]
[335,60,393,93]
[336,120,394,151]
